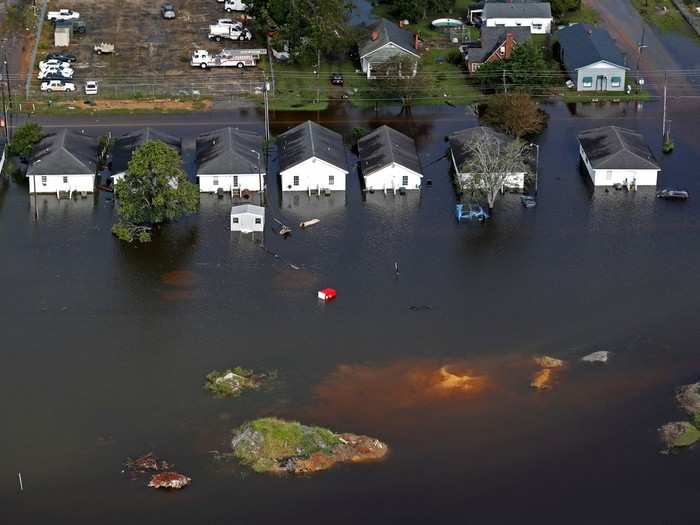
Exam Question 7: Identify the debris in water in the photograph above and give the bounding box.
[534,356,565,369]
[530,368,553,390]
[659,421,700,452]
[409,305,432,311]
[581,351,610,363]
[123,452,171,474]
[318,288,337,301]
[148,472,192,490]
[204,367,268,398]
[299,218,320,228]
[676,382,700,416]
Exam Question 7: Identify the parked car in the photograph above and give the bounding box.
[94,42,115,55]
[39,59,72,71]
[224,0,248,12]
[38,66,73,80]
[45,52,77,63]
[84,81,98,95]
[41,80,76,92]
[161,4,176,19]
[216,18,244,30]
[70,20,87,34]
[47,9,80,21]
[329,72,344,86]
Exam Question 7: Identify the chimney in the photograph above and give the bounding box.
[371,31,379,41]
[504,32,514,59]
[414,32,420,50]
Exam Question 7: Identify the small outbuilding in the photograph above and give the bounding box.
[230,204,264,233]
[358,18,420,79]
[578,126,660,187]
[196,127,265,193]
[27,129,98,194]
[556,23,628,92]
[54,20,72,47]
[449,126,527,190]
[358,125,422,192]
[483,2,553,34]
[111,128,182,185]
[277,121,348,192]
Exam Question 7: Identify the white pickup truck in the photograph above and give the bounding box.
[190,49,256,69]
[208,23,252,42]
[223,0,248,12]
[47,9,80,21]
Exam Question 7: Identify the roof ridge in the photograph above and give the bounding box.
[307,121,316,158]
[57,129,93,173]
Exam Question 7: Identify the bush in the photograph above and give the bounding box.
[8,122,44,158]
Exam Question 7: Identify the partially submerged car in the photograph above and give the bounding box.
[329,72,344,86]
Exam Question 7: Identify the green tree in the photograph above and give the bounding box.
[550,0,581,17]
[482,93,547,138]
[371,55,427,107]
[8,122,44,158]
[475,40,550,91]
[112,140,199,243]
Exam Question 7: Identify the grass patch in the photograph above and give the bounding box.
[204,366,260,398]
[631,0,696,34]
[558,5,601,25]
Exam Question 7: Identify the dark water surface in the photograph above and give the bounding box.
[2,101,700,524]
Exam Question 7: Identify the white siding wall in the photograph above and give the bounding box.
[364,164,422,191]
[458,171,526,190]
[485,17,552,34]
[231,211,264,233]
[280,157,347,192]
[199,173,261,192]
[580,145,659,186]
[28,174,95,194]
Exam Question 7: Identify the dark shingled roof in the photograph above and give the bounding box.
[358,18,418,59]
[468,26,532,64]
[557,23,627,71]
[449,126,515,170]
[111,128,181,175]
[27,129,98,176]
[277,121,347,173]
[578,126,659,170]
[196,127,264,175]
[358,125,422,177]
[483,1,552,19]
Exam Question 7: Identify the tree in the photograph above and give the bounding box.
[550,0,581,17]
[475,40,550,91]
[371,55,427,107]
[459,129,530,209]
[8,122,44,158]
[482,93,547,138]
[113,140,199,243]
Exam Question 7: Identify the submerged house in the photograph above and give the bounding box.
[230,204,265,233]
[277,121,348,192]
[556,23,628,92]
[466,26,531,74]
[578,126,660,187]
[27,129,98,194]
[111,128,182,185]
[483,1,553,34]
[196,127,265,193]
[358,18,420,79]
[449,126,527,191]
[358,125,422,191]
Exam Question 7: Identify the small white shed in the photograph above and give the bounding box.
[231,204,265,233]
[54,22,71,47]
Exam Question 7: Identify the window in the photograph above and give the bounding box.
[255,218,261,224]
[582,76,593,88]
[293,175,299,186]
[233,175,238,187]
[329,175,335,186]
[213,177,219,186]
[533,23,543,30]
[62,176,68,184]
[402,175,409,187]
[41,176,47,186]
[232,217,239,223]
[611,76,622,88]
[606,170,613,181]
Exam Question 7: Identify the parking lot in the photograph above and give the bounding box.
[34,0,266,97]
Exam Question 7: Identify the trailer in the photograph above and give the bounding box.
[190,49,257,69]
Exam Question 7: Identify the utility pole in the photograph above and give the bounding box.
[636,27,647,74]
[502,69,507,94]
[4,58,13,142]
[263,80,270,141]
[0,65,8,144]
[662,72,667,138]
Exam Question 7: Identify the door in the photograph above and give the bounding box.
[596,75,607,91]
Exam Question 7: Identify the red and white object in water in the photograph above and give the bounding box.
[317,288,337,301]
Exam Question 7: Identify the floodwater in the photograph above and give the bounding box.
[2,99,700,524]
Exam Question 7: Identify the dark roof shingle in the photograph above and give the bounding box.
[557,23,627,71]
[27,129,98,176]
[358,125,422,177]
[468,26,532,64]
[196,127,264,175]
[358,18,417,58]
[578,126,659,170]
[111,128,181,175]
[277,121,346,173]
[483,2,552,19]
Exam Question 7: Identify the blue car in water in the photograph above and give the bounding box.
[456,203,489,223]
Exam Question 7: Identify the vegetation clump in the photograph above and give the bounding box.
[481,93,547,138]
[8,122,44,159]
[659,421,700,451]
[204,367,265,398]
[231,417,388,474]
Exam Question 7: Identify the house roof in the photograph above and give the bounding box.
[578,126,659,170]
[557,23,627,71]
[111,128,181,175]
[358,125,422,177]
[27,129,98,176]
[483,2,552,19]
[449,126,516,171]
[196,127,264,175]
[358,18,418,59]
[277,121,346,173]
[468,26,532,64]
[231,204,264,216]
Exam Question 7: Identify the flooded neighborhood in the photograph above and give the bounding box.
[2,0,700,524]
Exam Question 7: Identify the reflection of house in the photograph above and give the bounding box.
[111,128,181,185]
[556,23,628,92]
[230,204,264,233]
[483,2,553,34]
[578,126,660,187]
[196,127,264,193]
[358,18,420,79]
[358,125,422,191]
[449,126,527,190]
[27,129,98,194]
[277,121,348,192]
[467,26,531,74]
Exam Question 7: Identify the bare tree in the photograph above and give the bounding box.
[372,55,426,107]
[459,129,530,209]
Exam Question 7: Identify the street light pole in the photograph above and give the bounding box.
[530,143,540,194]
[251,149,262,205]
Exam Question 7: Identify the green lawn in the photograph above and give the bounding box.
[630,0,697,35]
[557,5,601,24]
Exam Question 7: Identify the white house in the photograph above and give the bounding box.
[449,126,527,191]
[27,129,98,194]
[277,121,348,193]
[483,2,553,34]
[111,128,182,185]
[358,125,422,191]
[358,18,420,79]
[230,204,264,233]
[196,127,265,193]
[578,126,660,187]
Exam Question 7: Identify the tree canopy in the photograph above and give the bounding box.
[380,0,455,22]
[475,40,551,91]
[112,140,199,243]
[481,93,547,139]
[550,0,581,17]
[371,55,427,107]
[8,122,44,158]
